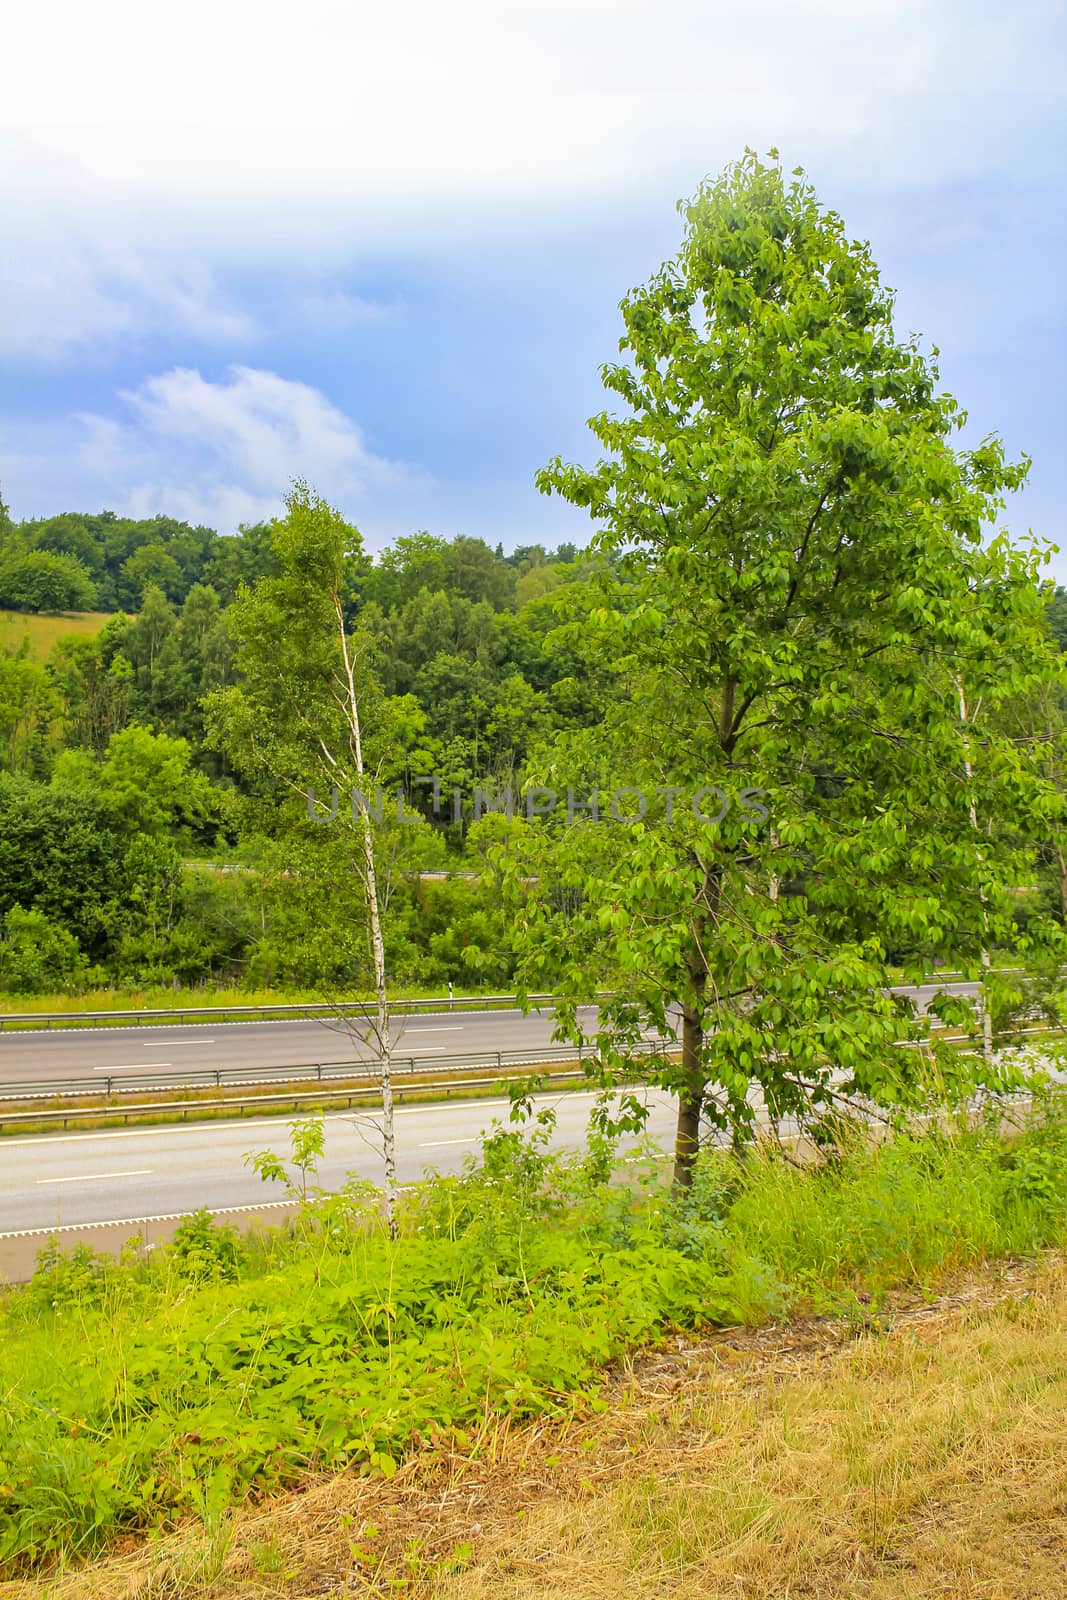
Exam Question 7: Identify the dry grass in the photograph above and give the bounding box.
[6,1251,1064,1600]
[0,610,117,659]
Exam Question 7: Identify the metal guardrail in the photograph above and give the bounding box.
[0,974,1005,1031]
[0,993,563,1031]
[0,1038,680,1104]
[0,1068,597,1132]
[3,1011,1058,1107]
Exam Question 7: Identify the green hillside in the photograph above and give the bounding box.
[0,608,118,658]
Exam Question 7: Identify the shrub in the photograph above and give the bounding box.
[0,550,97,613]
[0,905,88,995]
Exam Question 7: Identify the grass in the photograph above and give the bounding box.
[425,1252,1067,1600]
[5,1251,1064,1598]
[0,984,522,1022]
[0,610,117,659]
[0,1094,1064,1584]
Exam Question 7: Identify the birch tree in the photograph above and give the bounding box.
[207,484,413,1235]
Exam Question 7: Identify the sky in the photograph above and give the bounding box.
[1,0,1065,573]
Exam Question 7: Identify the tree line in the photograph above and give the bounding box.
[2,151,1067,1185]
[0,492,613,993]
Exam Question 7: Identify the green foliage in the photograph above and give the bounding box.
[0,905,88,995]
[96,723,216,835]
[245,1113,327,1203]
[0,774,128,956]
[24,1240,110,1312]
[0,549,97,613]
[170,1210,242,1283]
[0,1102,1064,1574]
[509,148,1064,1179]
[0,644,55,772]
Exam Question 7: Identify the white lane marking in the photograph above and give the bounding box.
[0,1008,558,1039]
[0,1090,643,1151]
[143,1039,215,1047]
[36,1169,153,1185]
[398,1026,465,1033]
[418,1137,479,1148]
[95,1063,172,1072]
[0,1199,298,1239]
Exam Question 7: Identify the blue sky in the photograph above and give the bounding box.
[2,1,1065,574]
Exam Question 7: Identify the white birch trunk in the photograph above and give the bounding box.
[334,595,398,1238]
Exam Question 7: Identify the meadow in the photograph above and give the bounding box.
[0,608,116,658]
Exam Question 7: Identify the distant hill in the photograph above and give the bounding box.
[0,609,119,659]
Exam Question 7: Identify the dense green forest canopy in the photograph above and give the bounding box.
[1,475,1065,1005]
[0,504,610,993]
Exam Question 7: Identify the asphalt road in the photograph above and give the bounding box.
[0,1085,680,1236]
[0,1005,604,1091]
[0,983,980,1094]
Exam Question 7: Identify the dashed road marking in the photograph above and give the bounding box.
[36,1169,153,1185]
[95,1063,172,1072]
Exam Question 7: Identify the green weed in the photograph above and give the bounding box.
[0,1095,1063,1576]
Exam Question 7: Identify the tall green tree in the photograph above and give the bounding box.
[504,151,1060,1185]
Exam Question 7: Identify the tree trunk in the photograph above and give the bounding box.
[672,1005,705,1190]
[1053,835,1067,923]
[957,676,994,1068]
[361,806,398,1239]
[336,596,399,1239]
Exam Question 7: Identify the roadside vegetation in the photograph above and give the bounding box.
[3,150,1067,1596]
[1,1090,1065,1580]
[0,984,525,1021]
[22,1250,1064,1600]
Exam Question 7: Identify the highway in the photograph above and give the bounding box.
[0,1005,603,1091]
[0,982,980,1093]
[0,1085,680,1236]
[0,977,1008,1277]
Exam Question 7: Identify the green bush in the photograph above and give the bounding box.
[0,550,97,613]
[0,905,88,995]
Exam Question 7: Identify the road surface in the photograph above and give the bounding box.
[0,983,979,1093]
[0,1085,679,1237]
[0,1005,604,1091]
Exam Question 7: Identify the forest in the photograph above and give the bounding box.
[0,491,614,995]
[3,486,1067,1005]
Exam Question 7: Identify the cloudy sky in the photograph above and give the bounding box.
[2,0,1064,571]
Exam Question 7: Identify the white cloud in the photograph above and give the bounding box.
[0,1,1059,358]
[0,139,253,358]
[7,1,1058,200]
[67,366,425,533]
